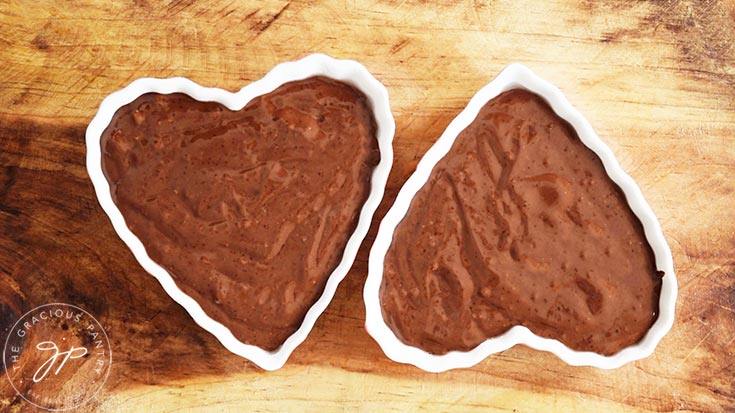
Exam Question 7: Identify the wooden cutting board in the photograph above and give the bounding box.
[1,0,734,411]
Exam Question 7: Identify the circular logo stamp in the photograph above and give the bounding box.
[3,303,112,411]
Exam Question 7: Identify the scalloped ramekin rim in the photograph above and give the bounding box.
[86,53,395,371]
[364,63,677,373]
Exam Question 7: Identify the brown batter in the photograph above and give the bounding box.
[381,89,662,356]
[101,77,380,350]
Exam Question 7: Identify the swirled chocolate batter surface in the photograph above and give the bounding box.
[102,77,380,350]
[381,89,662,356]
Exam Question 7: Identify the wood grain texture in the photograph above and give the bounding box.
[1,0,734,411]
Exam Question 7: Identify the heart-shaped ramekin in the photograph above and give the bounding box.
[86,54,395,371]
[364,63,677,372]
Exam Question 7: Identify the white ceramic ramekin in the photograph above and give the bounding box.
[364,63,676,372]
[86,54,395,371]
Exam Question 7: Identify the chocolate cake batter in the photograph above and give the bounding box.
[102,77,380,350]
[381,89,662,356]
